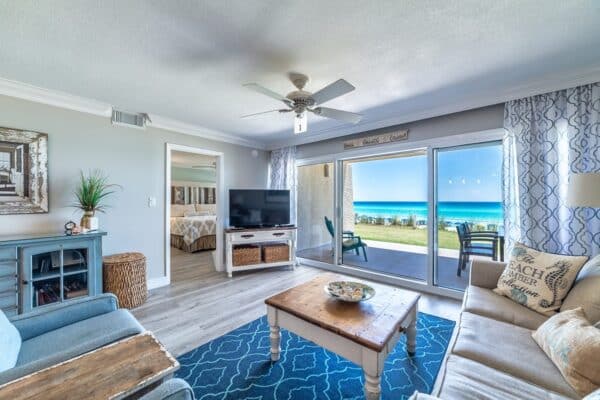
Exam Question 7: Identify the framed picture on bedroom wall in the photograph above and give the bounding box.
[0,126,48,215]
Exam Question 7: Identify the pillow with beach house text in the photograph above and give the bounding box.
[494,243,588,316]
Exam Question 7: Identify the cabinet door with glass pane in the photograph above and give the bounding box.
[21,241,94,312]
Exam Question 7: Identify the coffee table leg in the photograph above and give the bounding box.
[267,306,280,362]
[406,306,417,356]
[362,348,383,400]
[364,373,381,400]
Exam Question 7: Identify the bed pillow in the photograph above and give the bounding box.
[195,204,216,214]
[0,309,21,372]
[171,204,195,217]
[532,307,600,396]
[494,242,588,316]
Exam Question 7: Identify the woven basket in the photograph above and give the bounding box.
[262,243,290,263]
[232,245,261,266]
[103,252,147,309]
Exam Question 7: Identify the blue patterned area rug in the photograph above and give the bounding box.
[176,312,455,400]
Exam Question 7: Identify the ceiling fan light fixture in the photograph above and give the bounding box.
[294,111,307,134]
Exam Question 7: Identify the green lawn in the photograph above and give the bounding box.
[353,223,460,250]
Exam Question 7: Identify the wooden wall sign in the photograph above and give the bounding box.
[343,130,409,150]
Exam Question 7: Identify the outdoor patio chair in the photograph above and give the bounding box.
[455,222,498,276]
[324,216,368,261]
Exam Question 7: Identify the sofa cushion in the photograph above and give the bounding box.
[533,307,600,397]
[451,312,579,398]
[0,309,143,385]
[437,355,574,400]
[561,254,600,324]
[464,285,548,330]
[494,242,588,316]
[0,310,21,373]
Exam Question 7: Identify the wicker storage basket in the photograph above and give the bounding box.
[103,252,147,309]
[232,245,261,266]
[262,243,290,263]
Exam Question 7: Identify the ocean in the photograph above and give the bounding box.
[353,201,503,225]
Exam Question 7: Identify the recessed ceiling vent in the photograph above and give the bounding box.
[111,109,151,129]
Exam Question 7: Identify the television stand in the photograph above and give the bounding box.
[225,226,297,278]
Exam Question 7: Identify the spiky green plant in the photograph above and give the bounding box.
[72,170,121,214]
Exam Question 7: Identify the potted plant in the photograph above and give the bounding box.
[72,170,120,230]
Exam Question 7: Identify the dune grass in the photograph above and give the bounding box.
[353,223,460,250]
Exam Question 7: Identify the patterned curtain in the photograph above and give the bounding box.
[503,82,600,256]
[268,146,297,224]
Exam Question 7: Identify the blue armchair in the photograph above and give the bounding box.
[1,293,144,385]
[140,378,195,400]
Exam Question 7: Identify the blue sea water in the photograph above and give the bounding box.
[353,201,503,225]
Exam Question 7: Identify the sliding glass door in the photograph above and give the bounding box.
[434,142,503,290]
[296,162,335,264]
[295,135,504,295]
[341,151,429,281]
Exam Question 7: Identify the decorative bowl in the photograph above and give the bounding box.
[324,281,375,302]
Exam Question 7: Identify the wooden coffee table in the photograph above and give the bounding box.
[265,273,420,400]
[0,332,179,400]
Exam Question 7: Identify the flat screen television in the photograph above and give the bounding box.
[229,189,291,228]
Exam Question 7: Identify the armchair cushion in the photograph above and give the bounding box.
[10,293,119,340]
[139,378,195,400]
[0,310,20,373]
[0,308,143,385]
[494,242,588,316]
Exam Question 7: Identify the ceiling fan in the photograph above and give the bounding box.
[242,73,362,134]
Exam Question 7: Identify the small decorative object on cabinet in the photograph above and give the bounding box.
[102,252,147,309]
[0,231,106,316]
[225,226,296,278]
[72,169,121,230]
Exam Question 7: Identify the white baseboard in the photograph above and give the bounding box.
[147,276,170,290]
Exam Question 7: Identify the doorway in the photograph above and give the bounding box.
[164,144,225,287]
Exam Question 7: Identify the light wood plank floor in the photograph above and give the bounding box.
[133,247,462,357]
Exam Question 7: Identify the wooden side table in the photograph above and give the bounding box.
[103,252,147,309]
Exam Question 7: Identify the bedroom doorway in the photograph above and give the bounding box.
[164,144,225,288]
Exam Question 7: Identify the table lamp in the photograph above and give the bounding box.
[566,173,600,207]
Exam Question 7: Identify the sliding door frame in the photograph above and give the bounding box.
[296,128,504,299]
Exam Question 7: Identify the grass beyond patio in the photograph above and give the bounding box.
[354,223,460,250]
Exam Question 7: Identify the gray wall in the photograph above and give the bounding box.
[296,104,505,159]
[0,94,269,281]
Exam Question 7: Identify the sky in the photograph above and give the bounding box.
[352,144,503,202]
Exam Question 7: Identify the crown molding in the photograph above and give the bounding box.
[265,66,600,150]
[150,115,265,149]
[0,77,266,150]
[0,77,113,117]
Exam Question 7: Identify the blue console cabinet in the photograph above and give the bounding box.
[0,231,106,316]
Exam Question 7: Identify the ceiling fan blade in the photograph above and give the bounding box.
[294,111,308,134]
[312,107,362,124]
[311,79,355,105]
[241,109,288,118]
[243,83,291,104]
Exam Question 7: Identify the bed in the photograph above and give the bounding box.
[170,204,217,253]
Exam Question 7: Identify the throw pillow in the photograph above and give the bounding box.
[494,242,588,315]
[561,254,600,324]
[0,309,21,372]
[532,307,600,397]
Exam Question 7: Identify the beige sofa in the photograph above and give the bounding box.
[428,258,600,400]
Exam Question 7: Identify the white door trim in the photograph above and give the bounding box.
[161,143,225,289]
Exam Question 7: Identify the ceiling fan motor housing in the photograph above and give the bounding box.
[286,90,315,113]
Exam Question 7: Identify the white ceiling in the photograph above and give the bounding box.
[1,1,600,149]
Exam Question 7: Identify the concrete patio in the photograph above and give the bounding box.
[297,240,470,291]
